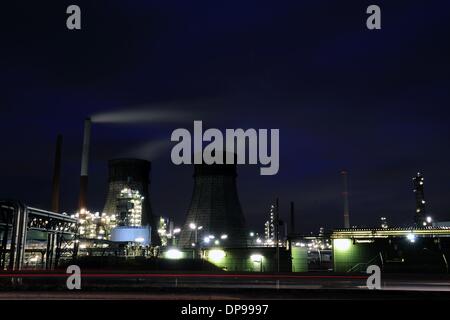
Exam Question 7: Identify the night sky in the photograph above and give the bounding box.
[1,1,450,234]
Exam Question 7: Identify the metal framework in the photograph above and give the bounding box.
[332,227,450,239]
[0,200,77,270]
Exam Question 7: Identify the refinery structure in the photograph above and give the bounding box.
[1,118,450,274]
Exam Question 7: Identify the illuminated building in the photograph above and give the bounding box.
[158,217,172,247]
[103,159,160,245]
[71,209,116,240]
[288,232,333,271]
[332,228,450,273]
[116,188,144,227]
[264,204,276,246]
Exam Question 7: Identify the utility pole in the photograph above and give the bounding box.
[290,201,295,234]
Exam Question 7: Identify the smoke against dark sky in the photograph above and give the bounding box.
[1,1,450,233]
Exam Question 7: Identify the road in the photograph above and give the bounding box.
[0,272,450,299]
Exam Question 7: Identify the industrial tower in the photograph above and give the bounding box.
[178,160,248,248]
[413,172,427,226]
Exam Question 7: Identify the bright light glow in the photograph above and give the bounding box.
[334,239,351,251]
[134,237,144,243]
[256,238,262,244]
[189,223,196,230]
[355,239,374,244]
[198,226,203,230]
[209,249,226,262]
[220,234,228,240]
[191,243,196,247]
[208,235,215,239]
[203,237,210,244]
[165,248,183,260]
[250,254,263,262]
[214,240,219,245]
[173,228,181,234]
[426,216,432,224]
[407,233,416,243]
[249,232,255,237]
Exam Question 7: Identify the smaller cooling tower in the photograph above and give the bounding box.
[179,159,248,248]
[102,159,160,245]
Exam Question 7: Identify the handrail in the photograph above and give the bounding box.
[347,253,381,273]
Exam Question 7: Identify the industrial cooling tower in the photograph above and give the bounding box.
[102,159,160,245]
[178,160,248,248]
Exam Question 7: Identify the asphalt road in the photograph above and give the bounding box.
[0,272,449,299]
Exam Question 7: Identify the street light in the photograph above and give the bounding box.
[171,227,181,246]
[189,223,203,258]
[189,223,203,244]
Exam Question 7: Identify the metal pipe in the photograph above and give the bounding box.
[16,205,28,271]
[8,202,21,270]
[9,202,27,270]
[0,224,8,269]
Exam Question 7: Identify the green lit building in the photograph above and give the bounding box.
[332,228,450,273]
[162,247,294,272]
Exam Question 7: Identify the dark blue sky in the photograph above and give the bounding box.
[1,1,450,233]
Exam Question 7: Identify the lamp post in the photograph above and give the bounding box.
[189,223,203,258]
[172,227,181,246]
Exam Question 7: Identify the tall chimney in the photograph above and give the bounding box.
[341,170,350,228]
[289,201,295,234]
[78,118,91,211]
[51,134,63,213]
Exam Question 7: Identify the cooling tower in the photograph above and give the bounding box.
[102,159,160,245]
[179,160,248,248]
